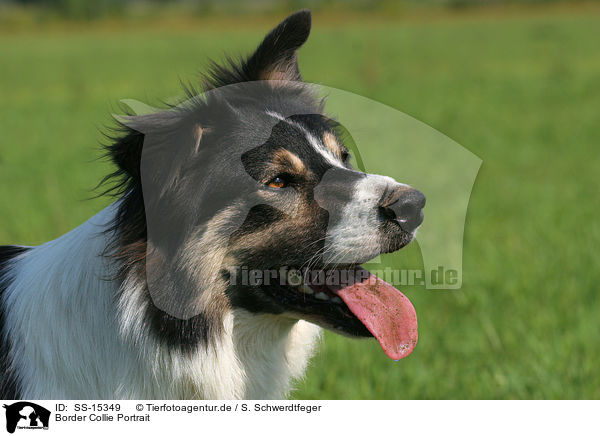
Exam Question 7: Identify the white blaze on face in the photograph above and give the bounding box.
[265,110,344,168]
[322,173,402,265]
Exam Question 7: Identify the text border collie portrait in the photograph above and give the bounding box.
[0,10,427,400]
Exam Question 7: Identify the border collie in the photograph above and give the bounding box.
[0,10,425,400]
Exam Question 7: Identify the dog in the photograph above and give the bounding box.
[0,10,424,399]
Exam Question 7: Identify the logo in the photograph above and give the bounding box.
[2,402,50,434]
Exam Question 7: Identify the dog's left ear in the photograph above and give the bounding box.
[204,10,311,88]
[246,10,311,82]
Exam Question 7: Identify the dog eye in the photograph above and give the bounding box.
[267,176,287,189]
[341,150,350,162]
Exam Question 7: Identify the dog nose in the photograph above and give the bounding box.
[379,186,426,233]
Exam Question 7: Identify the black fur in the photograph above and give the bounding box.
[0,246,30,400]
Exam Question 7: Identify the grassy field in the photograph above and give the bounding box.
[1,5,599,399]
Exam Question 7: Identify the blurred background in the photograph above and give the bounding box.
[1,0,599,399]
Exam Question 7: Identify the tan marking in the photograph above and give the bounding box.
[273,149,307,174]
[323,132,343,160]
[259,59,298,82]
[260,70,289,81]
[194,125,203,154]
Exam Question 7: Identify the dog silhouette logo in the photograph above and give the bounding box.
[2,402,50,433]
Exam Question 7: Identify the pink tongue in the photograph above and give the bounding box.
[332,267,418,360]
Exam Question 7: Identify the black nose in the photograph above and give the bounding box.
[379,186,425,233]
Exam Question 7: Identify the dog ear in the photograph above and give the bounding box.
[205,10,311,88]
[246,10,312,82]
[110,111,205,196]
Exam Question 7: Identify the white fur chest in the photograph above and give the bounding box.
[2,205,321,400]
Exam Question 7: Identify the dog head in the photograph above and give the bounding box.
[109,11,424,360]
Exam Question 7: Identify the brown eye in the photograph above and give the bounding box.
[267,176,287,189]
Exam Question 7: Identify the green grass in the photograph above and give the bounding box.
[1,6,599,399]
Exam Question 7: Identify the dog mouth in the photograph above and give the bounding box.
[263,265,418,361]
